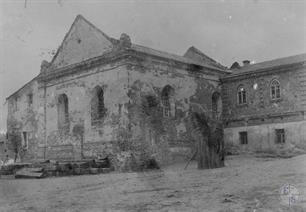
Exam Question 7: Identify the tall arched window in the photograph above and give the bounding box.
[161,85,175,117]
[57,94,69,128]
[237,86,247,105]
[212,92,222,119]
[270,79,281,100]
[91,86,106,123]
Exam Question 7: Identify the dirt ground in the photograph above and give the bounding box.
[0,154,305,212]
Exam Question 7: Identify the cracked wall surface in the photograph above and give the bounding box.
[6,79,45,161]
[125,57,221,165]
[6,53,223,167]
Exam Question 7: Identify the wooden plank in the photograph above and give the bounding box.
[23,167,44,173]
[15,168,44,179]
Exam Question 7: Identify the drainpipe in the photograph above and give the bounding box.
[43,81,47,160]
[40,60,49,160]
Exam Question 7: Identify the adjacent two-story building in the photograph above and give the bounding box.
[222,54,306,152]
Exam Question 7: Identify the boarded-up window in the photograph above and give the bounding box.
[161,85,175,117]
[239,131,248,145]
[275,129,285,144]
[57,94,69,129]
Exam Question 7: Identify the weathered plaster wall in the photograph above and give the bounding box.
[6,80,45,160]
[43,61,129,160]
[41,55,222,166]
[6,14,226,166]
[51,15,114,69]
[125,57,221,165]
[224,120,306,152]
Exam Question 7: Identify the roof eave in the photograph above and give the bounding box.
[127,48,229,74]
[221,62,305,81]
[6,76,38,100]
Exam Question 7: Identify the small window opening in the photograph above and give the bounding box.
[12,97,18,112]
[28,93,33,107]
[239,131,248,145]
[57,94,69,129]
[91,86,106,123]
[22,132,28,149]
[237,86,247,105]
[161,85,175,117]
[271,79,281,100]
[275,129,285,144]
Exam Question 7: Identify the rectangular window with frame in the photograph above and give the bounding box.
[275,129,285,144]
[239,131,248,145]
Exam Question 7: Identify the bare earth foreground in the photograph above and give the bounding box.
[0,154,305,212]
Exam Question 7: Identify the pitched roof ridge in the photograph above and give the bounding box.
[240,53,306,69]
[131,44,229,72]
[75,15,117,44]
[132,43,188,60]
[185,46,214,62]
[6,75,39,100]
[223,53,306,78]
[49,15,117,66]
[184,46,227,69]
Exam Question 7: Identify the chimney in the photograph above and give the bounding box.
[40,60,50,73]
[119,33,131,49]
[242,60,250,66]
[230,61,240,70]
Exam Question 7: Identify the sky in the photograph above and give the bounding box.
[0,0,305,132]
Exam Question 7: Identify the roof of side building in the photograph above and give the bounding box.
[6,75,38,100]
[223,53,306,79]
[131,44,229,73]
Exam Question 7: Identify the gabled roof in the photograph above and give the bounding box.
[6,15,230,100]
[225,53,306,78]
[183,46,227,70]
[6,75,38,100]
[131,44,228,72]
[48,15,228,72]
[50,15,115,69]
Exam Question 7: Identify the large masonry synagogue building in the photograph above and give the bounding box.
[6,15,306,166]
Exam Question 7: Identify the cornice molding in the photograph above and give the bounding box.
[38,48,225,83]
[221,62,305,82]
[224,110,304,123]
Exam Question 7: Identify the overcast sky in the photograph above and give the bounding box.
[0,0,305,132]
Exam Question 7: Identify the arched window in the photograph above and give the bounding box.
[57,94,69,128]
[212,92,222,119]
[91,86,106,122]
[270,79,281,100]
[161,85,175,117]
[237,86,247,105]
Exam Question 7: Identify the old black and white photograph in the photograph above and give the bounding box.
[0,0,305,211]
